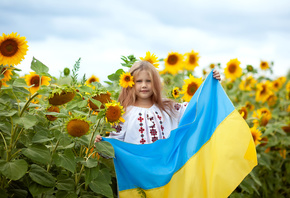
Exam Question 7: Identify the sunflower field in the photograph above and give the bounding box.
[0,32,289,198]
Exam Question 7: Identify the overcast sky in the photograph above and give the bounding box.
[1,0,290,82]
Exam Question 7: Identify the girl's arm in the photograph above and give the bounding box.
[213,69,221,81]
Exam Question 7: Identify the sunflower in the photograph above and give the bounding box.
[172,87,180,99]
[85,147,100,159]
[255,81,273,103]
[209,63,215,69]
[260,136,268,147]
[164,52,184,75]
[246,65,254,72]
[66,117,90,137]
[25,72,51,94]
[266,93,277,107]
[46,106,60,121]
[286,81,290,100]
[238,107,248,119]
[279,149,286,159]
[105,101,125,125]
[48,87,75,106]
[271,79,283,92]
[86,75,99,85]
[0,32,28,66]
[245,101,255,111]
[239,76,257,91]
[119,72,134,88]
[260,61,269,70]
[282,125,290,133]
[140,51,159,68]
[253,107,272,126]
[250,126,262,146]
[0,67,13,87]
[224,58,242,80]
[181,75,203,102]
[226,82,234,90]
[88,92,111,111]
[183,50,200,71]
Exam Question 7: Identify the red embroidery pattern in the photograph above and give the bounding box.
[138,113,146,144]
[174,103,181,111]
[112,124,122,133]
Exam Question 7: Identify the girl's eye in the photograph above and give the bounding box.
[146,80,151,82]
[136,80,142,82]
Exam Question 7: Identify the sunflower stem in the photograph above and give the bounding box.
[0,132,8,152]
[19,92,39,117]
[75,118,103,188]
[47,138,60,172]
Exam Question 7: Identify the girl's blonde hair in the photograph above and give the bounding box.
[118,61,176,116]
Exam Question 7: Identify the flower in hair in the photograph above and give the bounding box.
[140,51,159,68]
[119,72,134,88]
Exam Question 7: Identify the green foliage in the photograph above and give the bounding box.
[0,53,289,198]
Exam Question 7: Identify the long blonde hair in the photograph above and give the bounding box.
[118,61,176,116]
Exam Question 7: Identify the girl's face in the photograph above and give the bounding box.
[134,70,153,102]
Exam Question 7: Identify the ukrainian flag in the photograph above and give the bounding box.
[103,70,257,198]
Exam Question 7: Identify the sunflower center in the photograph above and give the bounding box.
[174,89,179,96]
[124,76,131,82]
[260,85,266,95]
[30,76,40,87]
[168,55,178,65]
[0,39,18,57]
[187,83,198,96]
[106,106,121,122]
[89,78,96,83]
[261,62,267,68]
[189,55,196,64]
[228,64,237,73]
[252,133,257,142]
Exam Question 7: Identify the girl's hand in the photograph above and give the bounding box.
[94,135,102,143]
[213,69,221,81]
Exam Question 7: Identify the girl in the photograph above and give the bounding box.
[95,61,221,144]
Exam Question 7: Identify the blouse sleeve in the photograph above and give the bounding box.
[173,102,189,124]
[108,121,126,141]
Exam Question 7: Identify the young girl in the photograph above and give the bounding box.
[95,61,221,144]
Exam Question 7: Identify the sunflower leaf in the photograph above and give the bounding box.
[94,141,115,158]
[31,57,49,74]
[0,159,28,180]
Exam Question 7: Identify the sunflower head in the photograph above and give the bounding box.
[255,81,273,103]
[105,101,125,125]
[224,58,242,80]
[25,72,51,94]
[238,107,248,119]
[0,67,13,87]
[88,92,111,111]
[66,117,90,137]
[140,51,159,68]
[46,106,60,121]
[246,65,254,72]
[119,72,134,88]
[172,87,180,99]
[181,75,203,102]
[48,87,75,106]
[260,61,269,70]
[260,136,268,147]
[253,107,272,126]
[245,101,255,111]
[85,147,100,159]
[0,32,28,66]
[250,126,262,146]
[239,76,256,91]
[184,50,200,71]
[86,75,100,85]
[164,52,184,75]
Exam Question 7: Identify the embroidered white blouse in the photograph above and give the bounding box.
[109,102,188,144]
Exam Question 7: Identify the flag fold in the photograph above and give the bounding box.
[103,70,257,198]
